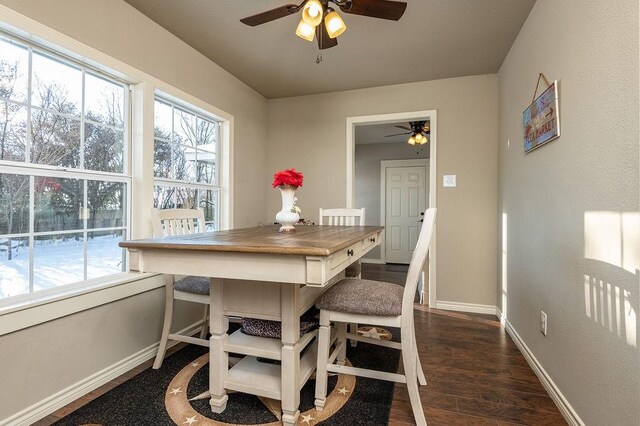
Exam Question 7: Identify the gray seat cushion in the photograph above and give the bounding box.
[345,260,361,278]
[316,278,404,316]
[175,276,210,295]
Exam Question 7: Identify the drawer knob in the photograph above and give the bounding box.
[347,249,354,256]
[370,237,376,243]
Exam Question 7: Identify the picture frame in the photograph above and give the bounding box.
[523,80,560,153]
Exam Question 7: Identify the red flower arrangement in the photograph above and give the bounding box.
[272,168,304,188]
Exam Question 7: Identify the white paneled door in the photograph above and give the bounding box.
[385,165,428,264]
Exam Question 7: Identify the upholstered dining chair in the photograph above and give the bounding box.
[151,208,210,369]
[314,208,436,426]
[318,207,365,346]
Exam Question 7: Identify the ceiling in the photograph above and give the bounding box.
[124,0,536,99]
[355,120,429,145]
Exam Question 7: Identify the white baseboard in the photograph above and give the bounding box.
[495,306,506,324]
[360,258,385,264]
[1,321,205,426]
[435,300,498,316]
[505,320,584,426]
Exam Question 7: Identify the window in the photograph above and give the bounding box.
[153,97,219,230]
[0,33,130,300]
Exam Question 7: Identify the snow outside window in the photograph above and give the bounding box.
[0,33,131,300]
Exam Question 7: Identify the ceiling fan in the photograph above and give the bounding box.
[385,121,430,145]
[239,0,408,51]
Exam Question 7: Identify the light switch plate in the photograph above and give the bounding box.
[443,175,457,187]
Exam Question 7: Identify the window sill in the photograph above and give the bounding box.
[0,272,164,336]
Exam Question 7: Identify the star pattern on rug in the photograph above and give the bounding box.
[300,413,314,424]
[169,387,183,396]
[337,386,350,395]
[357,326,392,340]
[165,353,358,425]
[183,415,198,425]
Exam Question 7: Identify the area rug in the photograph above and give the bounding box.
[53,327,400,426]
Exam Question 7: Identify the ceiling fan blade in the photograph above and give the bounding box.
[340,0,407,21]
[316,24,338,49]
[385,132,411,137]
[395,125,412,131]
[240,4,300,26]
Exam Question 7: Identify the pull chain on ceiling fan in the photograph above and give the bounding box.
[240,0,407,54]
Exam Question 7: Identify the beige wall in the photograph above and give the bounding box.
[0,0,267,420]
[355,142,429,260]
[498,0,639,424]
[267,74,499,306]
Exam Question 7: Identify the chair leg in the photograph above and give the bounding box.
[402,325,427,426]
[349,323,358,347]
[413,322,427,386]
[348,272,362,347]
[199,304,209,340]
[153,276,175,370]
[336,322,348,366]
[314,311,331,411]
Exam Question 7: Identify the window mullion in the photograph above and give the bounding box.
[170,103,176,208]
[28,175,34,292]
[80,69,85,170]
[217,121,221,185]
[83,179,88,281]
[26,46,32,164]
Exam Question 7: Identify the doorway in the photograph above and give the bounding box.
[346,110,437,307]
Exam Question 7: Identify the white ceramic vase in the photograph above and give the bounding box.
[275,185,299,233]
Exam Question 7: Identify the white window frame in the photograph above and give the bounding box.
[0,31,133,305]
[0,5,234,335]
[153,94,222,230]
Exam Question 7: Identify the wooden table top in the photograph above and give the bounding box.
[119,225,383,256]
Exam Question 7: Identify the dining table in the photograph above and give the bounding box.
[119,224,383,425]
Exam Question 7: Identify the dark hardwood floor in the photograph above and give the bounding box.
[361,264,566,426]
[35,264,566,425]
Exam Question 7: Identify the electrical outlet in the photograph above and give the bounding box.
[540,311,548,336]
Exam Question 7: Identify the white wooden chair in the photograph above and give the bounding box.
[319,207,365,346]
[319,207,366,228]
[151,208,210,369]
[314,208,436,426]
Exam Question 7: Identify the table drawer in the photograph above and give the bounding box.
[305,232,381,286]
[329,241,362,269]
[361,232,379,253]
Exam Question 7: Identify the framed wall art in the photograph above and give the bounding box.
[523,75,560,153]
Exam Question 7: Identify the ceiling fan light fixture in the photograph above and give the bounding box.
[407,135,416,145]
[414,133,424,144]
[325,9,347,38]
[302,0,323,27]
[295,19,315,42]
[419,135,428,145]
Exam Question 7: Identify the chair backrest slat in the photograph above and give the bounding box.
[319,208,366,227]
[402,208,436,310]
[151,208,206,238]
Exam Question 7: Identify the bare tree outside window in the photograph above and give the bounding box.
[0,36,129,299]
[153,97,220,231]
